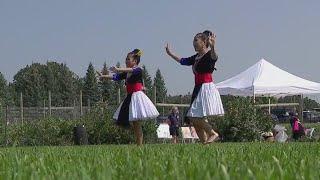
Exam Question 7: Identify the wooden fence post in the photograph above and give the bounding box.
[20,92,23,124]
[49,91,52,117]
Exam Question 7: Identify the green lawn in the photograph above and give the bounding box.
[1,143,320,180]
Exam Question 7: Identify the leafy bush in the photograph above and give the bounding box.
[210,96,274,142]
[3,105,158,146]
[6,118,76,146]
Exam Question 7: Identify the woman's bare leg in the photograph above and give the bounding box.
[132,121,143,145]
[172,135,178,144]
[191,118,207,144]
[198,118,219,144]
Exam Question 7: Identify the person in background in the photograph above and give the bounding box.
[167,106,180,144]
[289,112,305,140]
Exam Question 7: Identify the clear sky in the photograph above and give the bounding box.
[1,0,320,99]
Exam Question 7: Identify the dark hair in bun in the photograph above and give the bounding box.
[195,33,207,43]
[203,30,213,37]
[194,30,213,48]
[128,49,143,64]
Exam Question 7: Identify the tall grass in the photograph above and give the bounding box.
[0,143,319,180]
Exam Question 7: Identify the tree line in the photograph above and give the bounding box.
[0,61,319,110]
[0,61,167,107]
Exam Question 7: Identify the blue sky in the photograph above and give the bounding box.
[1,1,320,99]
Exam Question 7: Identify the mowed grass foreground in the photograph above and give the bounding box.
[0,143,320,180]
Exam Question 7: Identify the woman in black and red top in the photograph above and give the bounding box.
[99,49,159,145]
[165,30,224,144]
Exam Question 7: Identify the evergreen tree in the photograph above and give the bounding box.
[153,69,167,103]
[83,62,100,106]
[0,72,8,108]
[141,65,153,98]
[0,72,7,102]
[112,62,126,104]
[99,62,114,103]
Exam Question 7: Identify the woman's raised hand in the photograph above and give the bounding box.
[165,42,181,62]
[208,33,216,47]
[109,66,119,73]
[165,43,172,56]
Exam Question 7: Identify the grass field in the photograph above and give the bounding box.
[1,143,320,180]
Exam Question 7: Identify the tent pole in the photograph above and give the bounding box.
[253,87,256,116]
[253,87,256,104]
[300,94,304,122]
[268,96,271,114]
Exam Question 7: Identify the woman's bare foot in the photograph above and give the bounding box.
[205,133,219,144]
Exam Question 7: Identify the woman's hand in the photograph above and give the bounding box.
[96,71,102,81]
[96,71,102,77]
[109,66,119,73]
[208,33,218,60]
[96,71,112,80]
[208,33,216,48]
[165,43,181,62]
[165,43,172,56]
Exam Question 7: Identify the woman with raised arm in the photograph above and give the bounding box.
[99,49,159,145]
[165,30,224,144]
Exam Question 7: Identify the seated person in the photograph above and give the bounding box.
[261,131,274,142]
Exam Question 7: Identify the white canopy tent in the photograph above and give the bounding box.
[216,59,320,119]
[216,59,320,97]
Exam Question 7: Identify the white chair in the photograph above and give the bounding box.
[305,128,315,139]
[156,123,172,143]
[181,127,199,143]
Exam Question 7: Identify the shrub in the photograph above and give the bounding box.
[3,105,158,146]
[210,96,274,142]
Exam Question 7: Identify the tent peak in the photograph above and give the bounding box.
[258,58,269,64]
